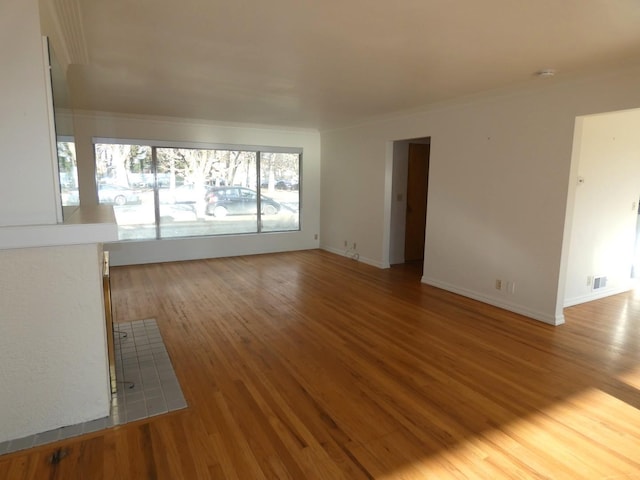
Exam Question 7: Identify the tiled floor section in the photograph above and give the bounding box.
[0,318,187,456]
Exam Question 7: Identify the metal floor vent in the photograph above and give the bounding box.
[593,276,608,290]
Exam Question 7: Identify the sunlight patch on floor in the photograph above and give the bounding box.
[377,387,640,479]
[617,364,640,390]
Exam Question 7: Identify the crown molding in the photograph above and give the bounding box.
[41,0,89,68]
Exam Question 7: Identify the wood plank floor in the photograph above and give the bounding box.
[2,249,640,479]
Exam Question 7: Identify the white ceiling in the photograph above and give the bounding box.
[52,0,640,130]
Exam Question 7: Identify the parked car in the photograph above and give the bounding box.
[204,187,281,217]
[275,180,293,191]
[98,184,140,206]
[159,184,201,204]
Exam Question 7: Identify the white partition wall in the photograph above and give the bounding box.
[0,244,110,443]
[0,1,112,443]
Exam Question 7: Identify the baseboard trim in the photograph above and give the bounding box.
[563,285,632,308]
[422,276,564,326]
[320,246,385,268]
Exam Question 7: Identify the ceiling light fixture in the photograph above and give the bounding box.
[536,69,556,78]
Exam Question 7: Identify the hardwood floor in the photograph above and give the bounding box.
[2,249,640,479]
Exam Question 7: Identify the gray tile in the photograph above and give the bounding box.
[164,386,186,399]
[157,368,175,378]
[141,370,159,379]
[113,403,127,421]
[126,405,149,423]
[33,428,61,446]
[166,396,188,411]
[141,368,159,378]
[110,414,124,427]
[124,390,145,404]
[144,387,163,399]
[125,397,146,409]
[121,376,141,387]
[9,435,35,452]
[112,396,124,409]
[158,368,177,378]
[83,417,108,434]
[142,379,161,390]
[105,415,117,428]
[146,397,168,416]
[141,368,160,383]
[138,359,156,368]
[58,423,83,440]
[123,379,141,389]
[161,380,183,393]
[0,441,11,455]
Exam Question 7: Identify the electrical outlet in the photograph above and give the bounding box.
[314,233,318,240]
[352,242,357,250]
[507,281,516,294]
[495,279,502,290]
[344,240,348,247]
[587,275,593,287]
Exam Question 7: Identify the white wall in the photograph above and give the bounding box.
[0,244,110,443]
[0,0,58,226]
[0,1,111,444]
[71,111,321,266]
[321,66,640,325]
[564,109,640,306]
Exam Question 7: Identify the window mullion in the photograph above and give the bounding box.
[256,151,262,233]
[152,147,161,239]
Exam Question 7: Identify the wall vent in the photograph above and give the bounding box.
[593,276,608,290]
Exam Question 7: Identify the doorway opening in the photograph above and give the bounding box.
[562,108,640,308]
[388,137,431,276]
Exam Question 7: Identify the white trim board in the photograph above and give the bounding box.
[422,277,565,326]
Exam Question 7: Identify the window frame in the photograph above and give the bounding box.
[93,138,302,241]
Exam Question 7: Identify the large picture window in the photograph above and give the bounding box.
[94,141,300,240]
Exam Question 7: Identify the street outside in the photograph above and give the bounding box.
[113,189,299,240]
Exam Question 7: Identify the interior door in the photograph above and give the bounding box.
[404,143,430,262]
